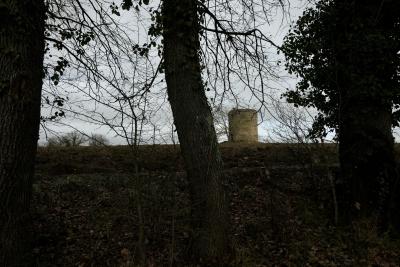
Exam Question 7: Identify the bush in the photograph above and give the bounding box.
[47,131,87,147]
[88,133,109,146]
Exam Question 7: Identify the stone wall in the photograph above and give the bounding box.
[228,109,258,142]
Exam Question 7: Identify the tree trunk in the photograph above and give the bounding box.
[162,0,231,263]
[336,0,399,231]
[0,0,45,265]
[339,101,397,229]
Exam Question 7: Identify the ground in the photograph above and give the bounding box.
[32,143,400,266]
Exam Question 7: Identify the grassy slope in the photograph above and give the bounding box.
[32,144,400,266]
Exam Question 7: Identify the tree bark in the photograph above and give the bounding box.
[0,0,45,265]
[339,98,397,229]
[336,0,399,231]
[162,0,231,263]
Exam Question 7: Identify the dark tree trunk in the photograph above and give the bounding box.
[339,98,397,229]
[336,0,400,231]
[0,0,45,265]
[162,0,231,263]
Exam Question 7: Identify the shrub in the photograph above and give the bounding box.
[88,133,109,146]
[47,131,87,147]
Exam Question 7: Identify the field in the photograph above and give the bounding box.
[32,143,400,266]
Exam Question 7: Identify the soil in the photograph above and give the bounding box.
[31,143,400,266]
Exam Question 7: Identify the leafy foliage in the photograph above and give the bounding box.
[282,0,400,138]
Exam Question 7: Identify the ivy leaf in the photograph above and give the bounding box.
[122,0,133,10]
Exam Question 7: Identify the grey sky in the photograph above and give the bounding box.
[39,0,314,145]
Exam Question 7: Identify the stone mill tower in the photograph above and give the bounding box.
[228,109,258,142]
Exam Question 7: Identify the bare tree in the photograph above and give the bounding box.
[163,0,231,262]
[47,136,61,147]
[47,131,87,147]
[162,0,288,262]
[88,133,109,146]
[268,100,319,144]
[41,0,168,145]
[42,0,289,264]
[212,105,230,142]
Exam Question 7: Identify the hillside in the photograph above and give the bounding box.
[31,144,400,266]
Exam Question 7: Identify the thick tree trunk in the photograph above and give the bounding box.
[0,0,45,265]
[162,0,231,263]
[336,0,399,231]
[339,102,397,229]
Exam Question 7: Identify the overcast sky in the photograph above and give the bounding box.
[39,0,313,145]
